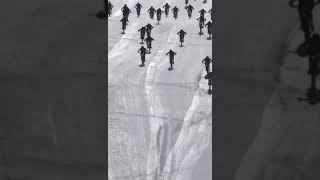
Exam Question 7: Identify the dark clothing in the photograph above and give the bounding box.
[157,9,164,15]
[208,74,213,85]
[107,2,113,16]
[121,6,131,13]
[172,7,179,19]
[166,50,177,60]
[202,57,212,74]
[144,37,154,48]
[305,34,320,56]
[145,24,153,36]
[172,7,179,13]
[164,4,171,15]
[138,47,148,54]
[138,47,148,63]
[138,27,146,39]
[205,21,213,34]
[104,0,108,14]
[145,24,153,30]
[146,25,153,36]
[166,50,176,68]
[148,7,156,19]
[289,0,320,35]
[208,9,213,20]
[202,57,212,65]
[186,5,194,18]
[177,30,187,42]
[199,9,207,17]
[146,30,151,37]
[121,5,131,21]
[177,30,187,35]
[163,4,171,9]
[289,0,319,12]
[148,7,156,13]
[308,55,320,75]
[186,5,194,12]
[120,18,129,29]
[135,3,142,16]
[135,3,142,9]
[156,9,164,22]
[197,17,206,28]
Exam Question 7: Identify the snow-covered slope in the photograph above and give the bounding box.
[235,6,320,180]
[108,0,212,179]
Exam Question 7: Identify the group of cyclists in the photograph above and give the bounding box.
[106,1,213,39]
[106,0,213,94]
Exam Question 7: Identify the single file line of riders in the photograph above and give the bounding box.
[156,8,165,24]
[205,20,213,40]
[163,3,171,17]
[185,4,194,19]
[197,16,206,35]
[148,6,156,19]
[120,16,129,34]
[107,1,113,17]
[134,2,142,18]
[202,56,212,78]
[138,26,146,44]
[166,50,177,70]
[138,46,149,67]
[144,35,154,54]
[289,0,320,40]
[177,29,187,47]
[172,6,179,20]
[145,23,154,37]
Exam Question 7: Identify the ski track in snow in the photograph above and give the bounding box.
[108,0,212,179]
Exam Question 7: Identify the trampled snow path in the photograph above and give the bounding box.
[108,0,212,179]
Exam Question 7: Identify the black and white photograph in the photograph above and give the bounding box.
[107,0,213,179]
[3,0,320,179]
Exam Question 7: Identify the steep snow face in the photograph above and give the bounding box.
[108,0,212,179]
[235,6,320,180]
